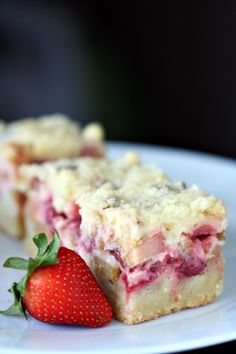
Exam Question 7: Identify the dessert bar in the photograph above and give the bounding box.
[20,153,227,324]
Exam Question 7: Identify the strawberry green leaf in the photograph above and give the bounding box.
[44,230,60,255]
[0,283,27,319]
[26,231,60,280]
[3,257,29,270]
[16,275,28,297]
[40,253,58,267]
[0,231,61,318]
[33,233,48,257]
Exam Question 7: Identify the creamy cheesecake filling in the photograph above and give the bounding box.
[26,192,225,298]
[108,229,223,295]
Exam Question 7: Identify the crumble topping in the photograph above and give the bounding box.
[0,114,104,160]
[82,123,104,142]
[20,154,227,255]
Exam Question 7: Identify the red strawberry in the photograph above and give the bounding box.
[0,231,113,327]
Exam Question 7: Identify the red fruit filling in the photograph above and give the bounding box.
[81,237,96,253]
[118,253,206,295]
[79,145,103,158]
[110,226,219,295]
[31,194,221,296]
[193,225,215,236]
[37,198,82,246]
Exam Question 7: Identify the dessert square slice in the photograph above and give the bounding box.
[20,153,227,324]
[0,114,104,238]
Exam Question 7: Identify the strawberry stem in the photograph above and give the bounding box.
[0,230,60,318]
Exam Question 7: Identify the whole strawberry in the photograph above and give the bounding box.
[0,231,112,327]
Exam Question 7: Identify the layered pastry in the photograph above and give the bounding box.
[0,114,104,238]
[19,153,227,324]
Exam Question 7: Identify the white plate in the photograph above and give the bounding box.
[0,142,236,354]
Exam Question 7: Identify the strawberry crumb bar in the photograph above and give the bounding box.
[0,114,104,238]
[20,153,227,324]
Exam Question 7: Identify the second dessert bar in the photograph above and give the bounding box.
[0,114,104,238]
